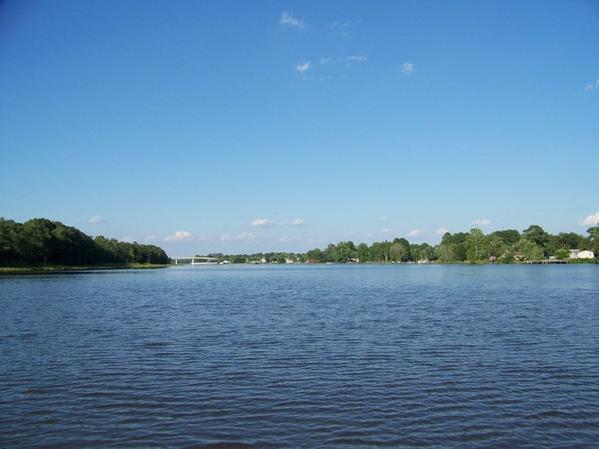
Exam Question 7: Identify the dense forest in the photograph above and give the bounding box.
[217,225,599,264]
[0,218,169,266]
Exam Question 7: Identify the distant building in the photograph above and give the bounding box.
[569,249,595,260]
[513,252,526,262]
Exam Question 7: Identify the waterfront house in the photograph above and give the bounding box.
[569,249,595,260]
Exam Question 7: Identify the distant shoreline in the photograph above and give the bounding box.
[3,261,598,275]
[0,263,169,276]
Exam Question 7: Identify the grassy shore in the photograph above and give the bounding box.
[0,263,169,275]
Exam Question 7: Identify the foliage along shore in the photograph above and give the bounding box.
[0,263,169,276]
[207,225,599,264]
[2,218,598,269]
[0,218,169,268]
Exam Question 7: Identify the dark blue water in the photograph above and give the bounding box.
[1,265,599,448]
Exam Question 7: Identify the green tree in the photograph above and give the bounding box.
[305,248,324,263]
[555,248,569,260]
[523,225,552,257]
[330,241,357,262]
[0,218,20,265]
[487,235,507,262]
[390,238,410,262]
[490,229,520,247]
[410,243,435,262]
[356,243,370,262]
[466,228,490,263]
[517,238,544,261]
[370,240,392,262]
[439,232,468,261]
[587,227,599,260]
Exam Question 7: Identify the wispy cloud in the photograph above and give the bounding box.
[328,20,352,30]
[346,55,367,62]
[280,12,304,30]
[401,62,414,75]
[472,218,491,226]
[406,229,424,238]
[278,234,304,243]
[380,228,394,234]
[87,215,105,224]
[218,232,255,242]
[252,217,305,226]
[435,227,449,236]
[379,216,389,221]
[584,78,599,91]
[295,60,311,73]
[320,56,367,65]
[251,218,273,227]
[581,211,599,227]
[327,20,359,36]
[165,230,193,241]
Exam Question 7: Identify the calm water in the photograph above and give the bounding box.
[1,265,599,448]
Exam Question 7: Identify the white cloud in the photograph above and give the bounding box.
[379,216,388,221]
[581,212,599,227]
[380,228,394,234]
[144,234,157,242]
[435,227,449,236]
[406,229,424,238]
[290,218,305,225]
[280,12,304,29]
[165,230,193,242]
[401,62,414,75]
[251,218,273,227]
[585,78,599,91]
[120,236,133,243]
[320,57,333,65]
[87,215,105,224]
[346,55,367,62]
[472,218,491,226]
[295,61,311,73]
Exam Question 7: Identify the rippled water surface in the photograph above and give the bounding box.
[1,265,599,448]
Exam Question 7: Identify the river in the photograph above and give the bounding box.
[1,264,598,448]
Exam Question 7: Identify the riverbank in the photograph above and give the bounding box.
[0,263,169,276]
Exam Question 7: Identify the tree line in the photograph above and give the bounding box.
[214,225,599,264]
[302,225,599,263]
[0,218,169,266]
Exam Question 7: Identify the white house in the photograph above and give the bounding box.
[569,249,595,260]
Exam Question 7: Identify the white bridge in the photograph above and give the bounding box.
[172,256,221,265]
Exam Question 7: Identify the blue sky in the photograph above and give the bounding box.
[1,0,598,255]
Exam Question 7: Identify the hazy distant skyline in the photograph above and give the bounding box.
[1,1,598,254]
